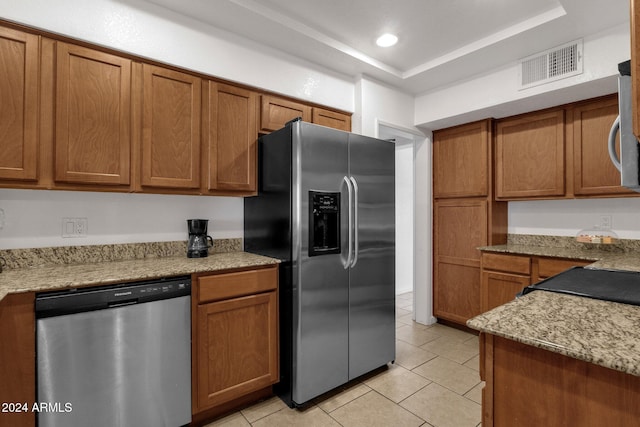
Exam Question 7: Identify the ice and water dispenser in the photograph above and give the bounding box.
[309,191,340,256]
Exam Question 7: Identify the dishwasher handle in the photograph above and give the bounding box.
[108,298,139,308]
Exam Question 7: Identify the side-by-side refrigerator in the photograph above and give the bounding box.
[244,119,395,407]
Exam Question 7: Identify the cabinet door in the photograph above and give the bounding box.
[55,43,131,185]
[532,257,592,283]
[481,271,530,313]
[312,107,351,131]
[0,293,36,427]
[573,96,636,196]
[0,27,38,181]
[141,64,201,189]
[196,291,278,411]
[203,82,257,193]
[433,120,490,198]
[260,95,311,133]
[495,109,565,199]
[433,199,488,323]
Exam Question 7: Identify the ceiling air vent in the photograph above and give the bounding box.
[518,40,583,90]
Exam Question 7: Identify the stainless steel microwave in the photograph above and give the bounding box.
[608,60,640,192]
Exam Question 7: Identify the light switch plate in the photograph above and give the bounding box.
[62,217,88,238]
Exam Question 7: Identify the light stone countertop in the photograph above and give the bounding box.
[0,251,279,301]
[478,234,640,272]
[467,290,640,377]
[478,243,640,272]
[472,234,640,377]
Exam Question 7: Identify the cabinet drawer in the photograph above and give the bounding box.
[482,253,530,275]
[198,266,277,303]
[536,257,591,279]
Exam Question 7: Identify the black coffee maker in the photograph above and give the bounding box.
[187,219,213,258]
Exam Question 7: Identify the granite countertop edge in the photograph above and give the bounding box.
[0,251,280,302]
[467,291,640,377]
[478,243,640,272]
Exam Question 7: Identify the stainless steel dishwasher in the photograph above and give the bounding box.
[35,276,192,427]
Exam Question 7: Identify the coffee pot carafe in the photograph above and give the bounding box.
[187,219,213,258]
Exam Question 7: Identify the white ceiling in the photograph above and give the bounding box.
[144,0,630,94]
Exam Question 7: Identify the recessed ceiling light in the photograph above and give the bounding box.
[376,33,398,48]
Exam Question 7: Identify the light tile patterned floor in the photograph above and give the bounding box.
[205,292,483,427]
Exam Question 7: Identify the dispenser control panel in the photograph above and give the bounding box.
[309,191,340,256]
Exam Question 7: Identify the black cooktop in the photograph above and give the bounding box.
[520,267,640,306]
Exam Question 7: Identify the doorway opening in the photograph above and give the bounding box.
[377,122,433,324]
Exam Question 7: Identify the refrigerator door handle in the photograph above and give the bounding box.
[343,176,354,269]
[349,176,359,267]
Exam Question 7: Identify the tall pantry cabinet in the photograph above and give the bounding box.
[432,120,507,325]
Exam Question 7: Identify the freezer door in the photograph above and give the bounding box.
[348,134,396,380]
[292,122,350,404]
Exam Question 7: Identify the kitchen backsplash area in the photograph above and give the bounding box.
[0,239,242,270]
[507,233,640,253]
[0,189,243,250]
[508,198,640,240]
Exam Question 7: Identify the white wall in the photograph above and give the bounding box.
[0,189,243,249]
[414,133,436,325]
[355,76,419,137]
[394,139,414,296]
[509,198,640,239]
[415,23,629,130]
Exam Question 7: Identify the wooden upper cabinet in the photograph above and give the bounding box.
[0,27,39,182]
[433,120,490,198]
[140,64,201,189]
[203,82,257,193]
[54,42,131,185]
[573,96,636,196]
[495,109,565,199]
[260,95,311,133]
[312,107,351,131]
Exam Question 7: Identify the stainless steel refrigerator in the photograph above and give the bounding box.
[244,119,395,407]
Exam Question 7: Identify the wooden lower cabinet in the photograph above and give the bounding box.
[0,292,36,427]
[192,266,279,418]
[480,252,593,312]
[433,199,489,324]
[480,333,640,426]
[532,256,591,283]
[481,271,530,313]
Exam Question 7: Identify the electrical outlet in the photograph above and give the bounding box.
[62,217,88,238]
[599,215,612,230]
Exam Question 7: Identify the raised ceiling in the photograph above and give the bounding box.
[144,0,630,94]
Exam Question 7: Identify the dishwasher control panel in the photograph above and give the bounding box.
[35,276,191,318]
